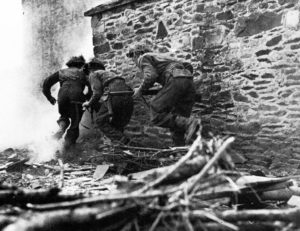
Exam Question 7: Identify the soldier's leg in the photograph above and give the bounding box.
[150,79,181,128]
[64,102,84,148]
[95,103,127,143]
[150,78,199,145]
[174,80,201,143]
[53,89,70,140]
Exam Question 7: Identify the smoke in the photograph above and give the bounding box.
[0,1,60,162]
[0,1,96,162]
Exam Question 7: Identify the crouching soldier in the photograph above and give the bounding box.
[127,43,201,146]
[82,58,133,144]
[42,55,89,150]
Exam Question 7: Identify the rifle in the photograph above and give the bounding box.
[104,88,161,96]
[105,87,201,102]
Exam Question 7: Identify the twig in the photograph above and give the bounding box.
[27,188,179,211]
[136,136,202,193]
[149,211,164,231]
[188,137,235,193]
[117,145,163,152]
[183,213,194,231]
[200,211,238,231]
[134,218,140,231]
[58,159,64,188]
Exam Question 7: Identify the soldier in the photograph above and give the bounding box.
[82,58,133,144]
[126,43,201,146]
[42,55,89,150]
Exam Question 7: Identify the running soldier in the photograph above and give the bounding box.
[82,58,133,144]
[127,44,201,146]
[42,55,89,150]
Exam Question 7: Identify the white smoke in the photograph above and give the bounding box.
[0,1,60,162]
[0,1,96,162]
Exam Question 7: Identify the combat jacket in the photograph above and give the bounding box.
[42,67,88,101]
[137,53,193,91]
[88,70,124,107]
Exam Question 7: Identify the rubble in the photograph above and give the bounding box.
[0,136,300,230]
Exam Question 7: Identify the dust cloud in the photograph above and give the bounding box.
[0,0,94,162]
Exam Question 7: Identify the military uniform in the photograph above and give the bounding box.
[87,70,133,143]
[136,53,196,145]
[43,66,89,147]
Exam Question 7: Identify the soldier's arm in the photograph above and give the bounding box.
[42,71,59,101]
[87,73,103,107]
[138,55,159,91]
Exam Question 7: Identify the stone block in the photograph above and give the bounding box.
[291,44,300,50]
[233,91,249,102]
[94,42,110,55]
[195,4,205,13]
[261,73,274,79]
[139,15,146,23]
[93,33,106,46]
[106,33,117,40]
[283,10,300,29]
[136,27,154,34]
[192,13,203,23]
[255,49,271,56]
[258,104,279,112]
[248,91,259,98]
[112,42,123,50]
[266,35,282,47]
[156,21,168,40]
[235,12,282,37]
[192,36,204,50]
[216,11,234,21]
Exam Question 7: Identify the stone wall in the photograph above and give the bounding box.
[86,0,300,175]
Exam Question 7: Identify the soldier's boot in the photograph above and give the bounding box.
[53,120,69,140]
[174,115,202,144]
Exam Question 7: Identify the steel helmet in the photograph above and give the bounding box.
[88,58,105,70]
[65,55,85,68]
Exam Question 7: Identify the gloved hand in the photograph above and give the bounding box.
[82,101,90,110]
[48,97,56,105]
[132,87,142,99]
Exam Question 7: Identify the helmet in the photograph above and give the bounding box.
[126,43,152,58]
[88,58,105,70]
[65,55,85,68]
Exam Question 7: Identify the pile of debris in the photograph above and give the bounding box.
[1,135,300,231]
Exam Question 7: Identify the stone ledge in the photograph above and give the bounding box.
[84,0,146,16]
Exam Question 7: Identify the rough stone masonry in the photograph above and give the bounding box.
[84,0,300,175]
